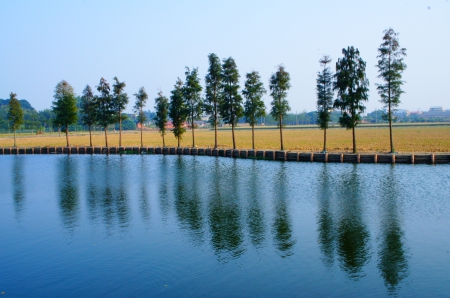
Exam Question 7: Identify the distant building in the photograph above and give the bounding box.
[394,109,409,117]
[429,106,444,112]
[421,107,450,119]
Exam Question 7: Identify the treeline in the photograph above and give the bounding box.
[4,28,411,153]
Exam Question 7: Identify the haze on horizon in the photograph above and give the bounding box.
[1,0,449,114]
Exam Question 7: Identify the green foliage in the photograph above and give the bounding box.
[376,28,407,120]
[52,80,78,131]
[204,53,223,127]
[8,92,24,131]
[316,56,334,130]
[220,57,243,126]
[133,87,148,125]
[120,117,136,130]
[80,85,97,127]
[333,47,369,129]
[169,78,189,144]
[183,67,203,124]
[243,71,266,126]
[95,77,116,129]
[112,76,129,124]
[154,91,169,136]
[270,65,291,126]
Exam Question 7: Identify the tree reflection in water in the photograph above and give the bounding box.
[246,162,266,249]
[378,166,409,294]
[336,165,371,280]
[272,163,296,258]
[86,156,130,234]
[208,158,245,261]
[158,156,171,220]
[57,156,79,232]
[316,164,336,268]
[174,156,205,245]
[12,156,25,220]
[139,155,151,224]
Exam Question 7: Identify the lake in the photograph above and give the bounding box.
[0,155,449,297]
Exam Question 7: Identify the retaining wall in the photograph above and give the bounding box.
[1,146,449,165]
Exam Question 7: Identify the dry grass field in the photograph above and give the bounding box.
[1,125,449,153]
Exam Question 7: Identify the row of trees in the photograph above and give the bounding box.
[5,28,406,153]
[152,55,291,151]
[316,28,406,153]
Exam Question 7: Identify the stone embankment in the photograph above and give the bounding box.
[1,146,449,164]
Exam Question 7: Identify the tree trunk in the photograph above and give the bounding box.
[178,136,180,147]
[13,129,16,147]
[252,124,255,150]
[140,127,143,147]
[214,101,218,149]
[191,116,195,147]
[104,127,108,147]
[323,127,327,152]
[119,110,122,147]
[65,127,70,147]
[232,123,236,149]
[352,126,356,153]
[162,134,165,147]
[279,116,284,151]
[89,125,92,147]
[389,102,394,153]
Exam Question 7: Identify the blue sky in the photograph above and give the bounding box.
[1,0,449,113]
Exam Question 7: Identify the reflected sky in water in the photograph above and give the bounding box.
[1,155,449,297]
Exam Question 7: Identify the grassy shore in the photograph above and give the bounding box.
[1,125,449,153]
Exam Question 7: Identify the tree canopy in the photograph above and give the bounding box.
[134,87,148,147]
[8,92,24,147]
[204,53,223,148]
[154,90,169,147]
[80,85,96,147]
[183,67,203,147]
[169,78,189,147]
[52,80,78,147]
[316,55,334,152]
[243,71,266,149]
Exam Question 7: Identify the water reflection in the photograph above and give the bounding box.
[174,156,204,245]
[139,156,151,223]
[208,159,245,261]
[316,164,335,267]
[378,166,409,294]
[12,156,25,220]
[336,165,371,280]
[58,156,80,231]
[272,163,296,258]
[158,156,171,220]
[86,157,130,233]
[246,162,266,249]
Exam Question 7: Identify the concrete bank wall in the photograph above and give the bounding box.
[1,146,449,165]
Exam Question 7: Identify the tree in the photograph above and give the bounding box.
[183,67,203,147]
[112,76,129,147]
[243,71,266,150]
[80,85,97,147]
[169,78,189,147]
[220,57,243,149]
[376,28,407,153]
[316,55,334,152]
[204,53,223,148]
[154,90,169,147]
[7,92,24,147]
[134,87,148,147]
[52,80,78,147]
[269,65,291,151]
[333,46,369,153]
[96,77,115,147]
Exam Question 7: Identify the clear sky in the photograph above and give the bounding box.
[1,0,449,114]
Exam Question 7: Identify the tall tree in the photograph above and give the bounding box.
[96,77,115,147]
[7,92,24,147]
[154,90,169,147]
[52,80,78,147]
[204,53,223,148]
[220,57,243,149]
[183,67,203,147]
[376,28,407,153]
[80,85,97,147]
[134,87,148,147]
[333,46,369,153]
[316,55,334,152]
[269,65,291,151]
[169,78,189,147]
[112,76,129,147]
[243,71,266,150]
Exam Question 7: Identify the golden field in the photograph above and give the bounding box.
[1,125,449,153]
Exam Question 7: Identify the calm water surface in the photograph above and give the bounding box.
[0,155,449,297]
